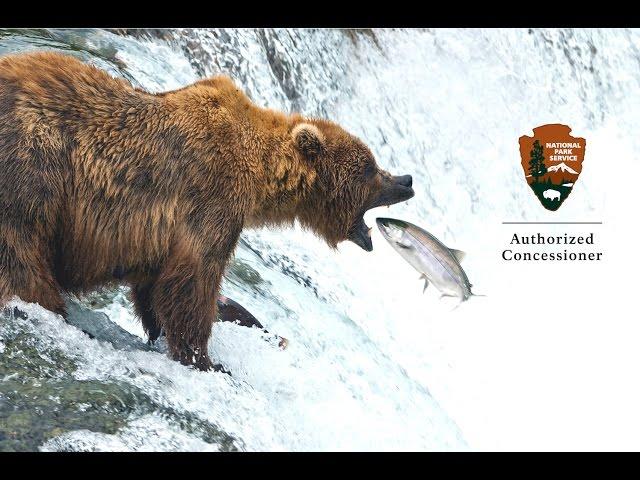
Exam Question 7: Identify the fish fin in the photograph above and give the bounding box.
[439,293,456,300]
[469,286,487,298]
[449,248,466,262]
[422,278,429,293]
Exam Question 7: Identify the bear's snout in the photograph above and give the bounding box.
[370,173,415,209]
[393,175,413,188]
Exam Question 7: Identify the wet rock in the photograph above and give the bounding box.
[78,287,121,310]
[342,29,382,51]
[225,258,264,288]
[0,306,238,452]
[63,297,151,352]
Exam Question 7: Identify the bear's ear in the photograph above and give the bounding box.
[292,123,325,159]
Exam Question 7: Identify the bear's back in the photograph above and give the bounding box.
[0,51,136,100]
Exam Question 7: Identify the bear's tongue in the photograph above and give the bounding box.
[349,217,373,252]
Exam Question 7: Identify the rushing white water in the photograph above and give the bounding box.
[1,28,639,451]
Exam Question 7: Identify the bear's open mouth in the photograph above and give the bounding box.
[348,174,415,252]
[348,216,373,252]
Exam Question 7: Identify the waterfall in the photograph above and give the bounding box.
[1,28,638,451]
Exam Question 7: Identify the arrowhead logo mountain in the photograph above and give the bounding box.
[519,124,586,211]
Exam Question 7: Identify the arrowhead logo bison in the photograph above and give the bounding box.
[519,124,586,211]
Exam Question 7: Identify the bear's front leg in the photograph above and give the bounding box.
[151,238,230,372]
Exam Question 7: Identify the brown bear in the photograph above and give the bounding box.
[0,51,414,371]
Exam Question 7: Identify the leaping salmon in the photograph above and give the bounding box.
[376,217,480,303]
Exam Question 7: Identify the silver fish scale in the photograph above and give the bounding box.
[404,229,472,298]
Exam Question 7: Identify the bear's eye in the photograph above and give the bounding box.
[362,163,376,179]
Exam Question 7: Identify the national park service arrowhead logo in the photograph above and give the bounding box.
[519,124,586,211]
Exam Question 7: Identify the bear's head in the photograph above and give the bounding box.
[293,119,415,251]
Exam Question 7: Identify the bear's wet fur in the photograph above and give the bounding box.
[0,52,414,370]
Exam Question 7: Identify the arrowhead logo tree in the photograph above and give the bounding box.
[528,140,547,184]
[519,124,586,211]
